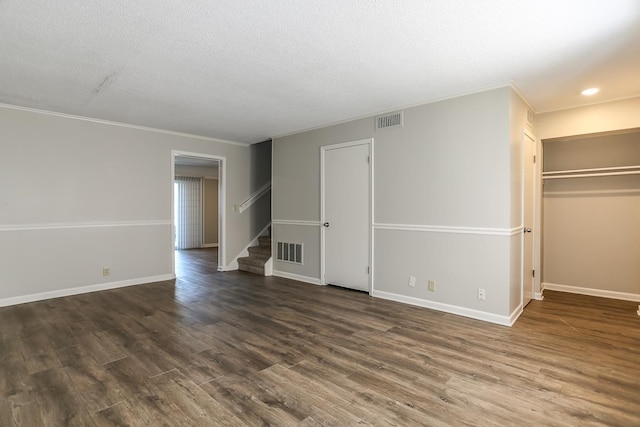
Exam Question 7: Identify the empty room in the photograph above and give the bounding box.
[1,1,639,426]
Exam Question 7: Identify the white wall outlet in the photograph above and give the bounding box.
[478,288,486,300]
[428,280,436,292]
[103,267,110,277]
[408,276,416,287]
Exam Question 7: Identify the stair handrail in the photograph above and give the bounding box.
[237,181,271,213]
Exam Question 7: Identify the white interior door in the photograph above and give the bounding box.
[523,132,536,307]
[322,141,371,292]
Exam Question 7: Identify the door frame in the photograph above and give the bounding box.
[320,138,374,293]
[171,150,227,274]
[534,133,543,300]
[521,129,540,306]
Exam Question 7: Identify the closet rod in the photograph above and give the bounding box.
[543,165,640,175]
[542,170,640,180]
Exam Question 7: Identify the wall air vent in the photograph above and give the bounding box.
[526,109,535,125]
[276,242,303,264]
[375,111,403,130]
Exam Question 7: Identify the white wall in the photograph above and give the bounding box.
[0,105,271,305]
[273,87,526,324]
[537,96,640,140]
[174,164,218,178]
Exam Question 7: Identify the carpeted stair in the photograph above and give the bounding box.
[238,229,271,275]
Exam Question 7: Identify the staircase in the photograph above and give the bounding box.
[237,228,271,275]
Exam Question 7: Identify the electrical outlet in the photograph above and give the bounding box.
[408,276,416,287]
[103,267,110,277]
[428,280,436,291]
[477,288,486,300]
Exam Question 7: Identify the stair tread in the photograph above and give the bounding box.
[238,256,268,267]
[249,243,271,250]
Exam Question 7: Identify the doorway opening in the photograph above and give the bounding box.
[172,151,226,278]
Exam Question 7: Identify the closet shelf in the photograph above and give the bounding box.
[542,165,640,180]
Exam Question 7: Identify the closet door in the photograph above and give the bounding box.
[321,140,371,292]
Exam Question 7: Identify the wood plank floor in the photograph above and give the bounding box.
[1,249,639,426]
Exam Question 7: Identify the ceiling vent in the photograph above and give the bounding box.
[375,111,403,130]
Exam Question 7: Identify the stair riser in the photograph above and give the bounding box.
[245,256,270,264]
[238,256,268,267]
[248,247,271,257]
[258,236,271,246]
[238,263,265,275]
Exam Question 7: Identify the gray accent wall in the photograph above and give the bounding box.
[0,105,271,302]
[271,224,321,279]
[273,86,533,322]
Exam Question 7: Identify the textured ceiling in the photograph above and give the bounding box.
[1,1,639,144]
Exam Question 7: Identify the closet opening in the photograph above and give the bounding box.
[540,128,640,303]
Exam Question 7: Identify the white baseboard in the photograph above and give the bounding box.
[509,303,524,325]
[264,258,273,276]
[371,290,517,326]
[202,243,218,248]
[272,270,322,286]
[534,291,544,300]
[217,263,237,272]
[0,274,175,308]
[542,282,640,302]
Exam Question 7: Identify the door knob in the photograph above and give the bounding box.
[323,222,330,227]
[524,228,532,233]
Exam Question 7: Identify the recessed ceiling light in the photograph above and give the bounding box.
[581,87,600,96]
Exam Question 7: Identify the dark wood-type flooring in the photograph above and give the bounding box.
[1,248,639,426]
